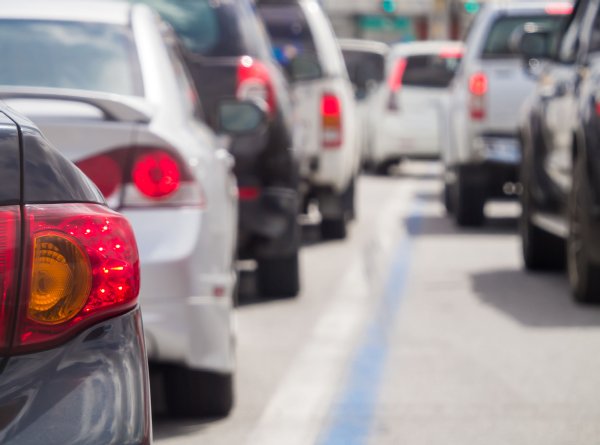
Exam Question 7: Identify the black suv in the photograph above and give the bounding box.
[132,0,301,298]
[519,0,600,302]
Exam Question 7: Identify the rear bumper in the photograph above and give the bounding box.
[371,112,441,163]
[0,309,151,445]
[123,207,236,374]
[238,187,300,260]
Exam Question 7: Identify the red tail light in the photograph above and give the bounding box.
[76,147,204,209]
[13,203,140,352]
[388,58,407,93]
[238,186,261,201]
[545,2,573,15]
[0,207,19,351]
[321,93,343,149]
[440,48,463,59]
[469,72,488,120]
[132,151,181,198]
[387,58,407,111]
[237,56,276,118]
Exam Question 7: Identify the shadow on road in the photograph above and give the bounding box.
[405,214,518,237]
[471,269,600,327]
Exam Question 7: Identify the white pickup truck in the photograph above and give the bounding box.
[258,0,361,240]
[445,1,571,226]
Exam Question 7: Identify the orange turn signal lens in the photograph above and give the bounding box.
[28,233,91,325]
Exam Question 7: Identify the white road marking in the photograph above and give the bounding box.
[244,180,418,445]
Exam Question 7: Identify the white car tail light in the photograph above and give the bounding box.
[321,93,343,149]
[469,72,488,121]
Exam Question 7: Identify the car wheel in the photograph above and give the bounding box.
[443,180,454,214]
[520,158,565,271]
[453,168,485,227]
[343,177,356,221]
[164,366,233,418]
[257,252,300,298]
[567,155,600,304]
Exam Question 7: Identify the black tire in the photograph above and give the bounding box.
[343,177,356,221]
[320,218,347,240]
[520,159,565,271]
[257,253,300,298]
[567,155,600,304]
[443,181,454,214]
[164,366,233,418]
[453,168,485,227]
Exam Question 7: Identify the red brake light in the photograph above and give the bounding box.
[132,151,181,199]
[238,186,261,201]
[388,58,407,93]
[0,207,19,351]
[237,56,276,118]
[469,72,488,96]
[321,93,343,149]
[545,2,574,15]
[76,147,203,209]
[14,203,140,352]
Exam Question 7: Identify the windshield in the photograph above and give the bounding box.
[0,20,142,96]
[482,15,566,58]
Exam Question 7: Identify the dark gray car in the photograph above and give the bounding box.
[0,105,151,444]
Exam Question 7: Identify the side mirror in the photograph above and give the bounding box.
[217,100,266,135]
[289,53,323,82]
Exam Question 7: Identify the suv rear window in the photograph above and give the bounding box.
[401,53,462,88]
[0,20,142,96]
[258,4,323,77]
[482,15,565,58]
[342,50,385,86]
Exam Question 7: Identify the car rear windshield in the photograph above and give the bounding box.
[0,20,142,96]
[401,53,462,88]
[482,15,565,58]
[134,0,270,58]
[258,3,323,77]
[342,50,386,86]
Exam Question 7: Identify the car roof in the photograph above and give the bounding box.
[0,0,132,25]
[389,40,464,57]
[338,39,389,55]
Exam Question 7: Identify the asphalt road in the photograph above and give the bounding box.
[154,161,600,445]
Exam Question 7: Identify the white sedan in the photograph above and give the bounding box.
[0,0,263,417]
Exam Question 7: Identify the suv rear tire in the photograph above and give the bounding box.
[520,160,565,270]
[568,155,600,304]
[257,253,300,298]
[454,168,485,227]
[164,366,233,418]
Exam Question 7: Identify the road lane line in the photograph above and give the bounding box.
[243,182,418,445]
[317,201,423,445]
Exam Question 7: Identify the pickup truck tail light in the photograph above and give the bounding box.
[387,58,407,111]
[321,93,343,149]
[469,72,488,120]
[0,204,140,354]
[237,56,276,118]
[76,147,205,210]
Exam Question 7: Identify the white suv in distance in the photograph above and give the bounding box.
[258,0,361,240]
[369,41,463,175]
[445,1,572,226]
[0,0,264,418]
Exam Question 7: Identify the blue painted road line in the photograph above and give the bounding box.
[317,201,424,445]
